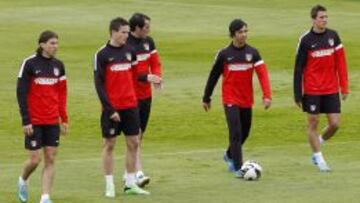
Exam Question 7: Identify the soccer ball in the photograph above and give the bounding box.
[241,160,262,181]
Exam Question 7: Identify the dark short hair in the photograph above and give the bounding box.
[129,13,151,32]
[109,17,129,35]
[229,19,247,37]
[36,30,58,54]
[311,5,327,19]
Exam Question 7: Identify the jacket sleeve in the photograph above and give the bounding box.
[334,32,349,94]
[58,62,68,123]
[253,50,272,99]
[293,38,308,103]
[149,37,162,77]
[16,60,32,125]
[202,50,224,103]
[94,52,115,115]
[137,37,162,82]
[131,50,140,87]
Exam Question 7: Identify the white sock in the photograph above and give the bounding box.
[40,194,50,202]
[136,170,144,178]
[123,171,127,181]
[105,175,114,186]
[313,152,325,163]
[319,136,325,145]
[125,173,136,187]
[19,176,26,185]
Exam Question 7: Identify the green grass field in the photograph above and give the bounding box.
[1,0,360,202]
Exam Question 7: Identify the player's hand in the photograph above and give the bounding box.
[147,74,162,84]
[203,102,211,112]
[60,123,69,136]
[110,112,121,122]
[263,98,271,110]
[153,82,163,90]
[341,93,348,101]
[23,124,34,136]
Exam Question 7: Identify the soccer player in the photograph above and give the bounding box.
[94,17,150,197]
[16,30,68,203]
[202,19,272,178]
[293,5,349,172]
[126,12,163,187]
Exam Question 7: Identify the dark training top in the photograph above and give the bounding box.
[94,42,138,115]
[203,43,272,108]
[127,33,162,100]
[293,28,348,102]
[17,54,68,125]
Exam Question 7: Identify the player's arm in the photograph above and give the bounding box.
[138,38,162,86]
[130,50,141,86]
[149,38,162,89]
[254,50,272,110]
[58,62,69,135]
[202,50,224,111]
[16,60,33,136]
[293,38,307,107]
[149,38,162,76]
[334,32,349,100]
[94,52,117,118]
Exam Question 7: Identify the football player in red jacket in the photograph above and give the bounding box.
[17,30,68,203]
[294,5,349,172]
[203,19,272,178]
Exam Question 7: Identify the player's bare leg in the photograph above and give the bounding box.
[307,114,331,172]
[18,150,41,202]
[40,146,57,203]
[103,137,116,198]
[321,113,340,142]
[133,132,150,187]
[22,150,42,181]
[307,114,321,153]
[124,135,149,195]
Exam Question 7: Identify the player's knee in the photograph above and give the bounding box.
[44,153,56,165]
[126,137,140,151]
[103,140,116,152]
[104,144,115,152]
[329,121,340,130]
[44,158,55,166]
[130,139,140,149]
[308,118,319,128]
[30,155,41,166]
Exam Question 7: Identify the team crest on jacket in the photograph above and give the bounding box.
[53,67,60,76]
[126,53,132,61]
[245,54,253,62]
[328,38,334,46]
[143,43,150,51]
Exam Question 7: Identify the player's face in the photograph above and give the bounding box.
[112,25,130,45]
[40,38,58,57]
[313,11,328,30]
[137,19,151,38]
[233,26,248,45]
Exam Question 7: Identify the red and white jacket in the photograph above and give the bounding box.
[203,43,272,108]
[94,42,138,114]
[17,54,68,125]
[294,28,349,102]
[127,34,162,100]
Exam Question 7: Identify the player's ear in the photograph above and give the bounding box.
[39,42,46,49]
[135,25,141,32]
